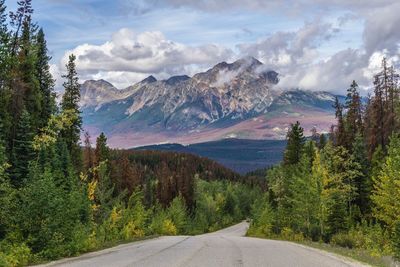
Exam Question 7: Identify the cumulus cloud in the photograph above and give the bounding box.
[238,21,335,69]
[234,1,400,94]
[60,28,233,88]
[55,0,399,94]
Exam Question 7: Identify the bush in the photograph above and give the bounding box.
[166,197,188,234]
[330,223,392,257]
[391,221,400,259]
[331,232,357,249]
[121,222,144,240]
[0,242,31,267]
[161,219,177,236]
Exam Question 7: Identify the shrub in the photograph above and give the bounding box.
[161,219,177,236]
[122,222,144,240]
[0,242,31,267]
[331,232,357,249]
[166,197,188,234]
[391,221,400,259]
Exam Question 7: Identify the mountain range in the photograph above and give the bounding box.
[81,57,340,148]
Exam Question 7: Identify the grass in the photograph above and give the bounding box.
[30,235,159,266]
[299,241,395,267]
[246,232,397,267]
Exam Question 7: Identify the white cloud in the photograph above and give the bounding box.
[55,0,400,95]
[59,28,233,88]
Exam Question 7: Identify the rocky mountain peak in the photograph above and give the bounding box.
[165,75,190,86]
[140,75,157,84]
[80,57,340,147]
[82,79,116,89]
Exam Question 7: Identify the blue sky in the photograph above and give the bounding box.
[5,0,400,93]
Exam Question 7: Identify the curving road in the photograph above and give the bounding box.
[38,222,368,267]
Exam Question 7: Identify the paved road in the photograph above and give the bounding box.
[39,222,367,267]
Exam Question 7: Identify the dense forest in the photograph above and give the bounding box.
[0,1,261,266]
[248,59,400,261]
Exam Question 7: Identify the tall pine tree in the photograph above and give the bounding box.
[11,109,35,187]
[61,54,82,171]
[283,121,305,165]
[35,28,55,129]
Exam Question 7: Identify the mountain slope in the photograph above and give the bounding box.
[81,57,339,148]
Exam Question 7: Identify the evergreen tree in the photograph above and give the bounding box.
[344,80,363,151]
[94,162,122,223]
[351,133,371,215]
[95,132,109,164]
[9,0,33,56]
[283,121,305,165]
[333,97,346,147]
[372,135,400,231]
[319,133,327,149]
[83,131,94,179]
[0,141,13,239]
[18,16,41,130]
[320,143,356,236]
[290,150,320,238]
[60,54,82,171]
[35,28,55,128]
[0,0,12,144]
[365,58,399,156]
[11,109,35,187]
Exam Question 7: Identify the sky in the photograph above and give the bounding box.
[5,0,400,94]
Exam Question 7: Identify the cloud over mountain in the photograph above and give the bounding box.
[50,0,399,94]
[60,28,233,88]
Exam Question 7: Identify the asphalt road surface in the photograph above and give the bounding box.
[39,222,367,267]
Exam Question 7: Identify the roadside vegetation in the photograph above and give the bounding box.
[248,61,400,266]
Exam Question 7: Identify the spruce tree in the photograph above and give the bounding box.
[333,97,346,147]
[344,80,363,151]
[372,135,400,231]
[0,1,11,154]
[95,132,110,164]
[11,109,35,187]
[319,133,327,149]
[19,17,41,130]
[0,141,13,239]
[283,121,305,165]
[9,0,33,56]
[83,131,94,175]
[35,28,55,128]
[61,54,82,171]
[351,133,371,215]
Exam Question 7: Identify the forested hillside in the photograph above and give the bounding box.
[0,2,261,266]
[248,61,400,263]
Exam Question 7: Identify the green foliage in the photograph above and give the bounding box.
[372,135,400,231]
[247,194,275,237]
[60,54,82,171]
[283,121,305,165]
[166,196,189,234]
[35,28,56,129]
[189,179,259,234]
[10,109,35,187]
[330,222,391,257]
[0,242,31,267]
[16,166,91,259]
[95,133,109,164]
[392,221,400,259]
